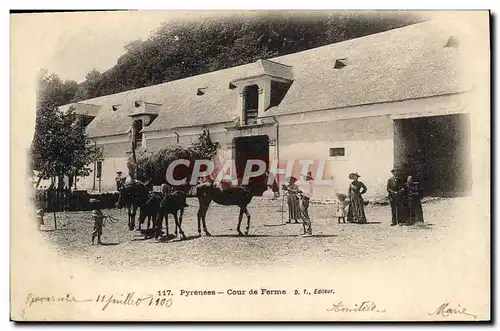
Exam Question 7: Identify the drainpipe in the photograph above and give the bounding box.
[270,115,281,197]
[92,139,97,191]
[173,130,180,144]
[270,116,280,164]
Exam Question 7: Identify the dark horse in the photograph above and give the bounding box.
[195,172,281,237]
[139,191,163,230]
[116,180,150,231]
[195,181,254,237]
[153,190,189,240]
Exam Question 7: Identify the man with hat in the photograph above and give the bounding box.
[115,171,126,191]
[387,167,404,226]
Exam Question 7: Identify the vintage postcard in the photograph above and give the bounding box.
[10,10,491,321]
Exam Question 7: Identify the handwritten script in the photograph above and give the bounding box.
[326,301,386,313]
[26,293,93,307]
[428,302,477,319]
[25,292,173,311]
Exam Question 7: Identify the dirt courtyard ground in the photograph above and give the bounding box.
[39,196,470,271]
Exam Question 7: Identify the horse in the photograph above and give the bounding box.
[194,171,282,237]
[195,180,254,237]
[116,180,151,231]
[138,191,163,230]
[154,190,189,240]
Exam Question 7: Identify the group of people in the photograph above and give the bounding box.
[101,167,424,243]
[331,169,424,226]
[387,168,425,226]
[331,172,368,224]
[284,167,424,232]
[283,171,369,236]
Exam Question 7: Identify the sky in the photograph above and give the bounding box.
[11,10,222,83]
[12,10,432,84]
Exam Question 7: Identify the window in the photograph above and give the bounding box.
[334,59,346,69]
[243,85,259,125]
[133,119,143,148]
[197,87,207,96]
[329,147,345,157]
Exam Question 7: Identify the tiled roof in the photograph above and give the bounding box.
[59,102,101,117]
[58,20,470,138]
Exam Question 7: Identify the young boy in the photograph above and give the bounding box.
[90,199,106,245]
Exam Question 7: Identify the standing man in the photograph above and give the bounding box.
[387,168,403,226]
[298,172,314,236]
[115,171,125,191]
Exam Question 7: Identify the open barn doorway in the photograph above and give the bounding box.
[393,113,472,197]
[233,135,270,196]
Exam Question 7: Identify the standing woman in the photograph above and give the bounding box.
[285,176,300,223]
[347,173,368,224]
[405,176,424,225]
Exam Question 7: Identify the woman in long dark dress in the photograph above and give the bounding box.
[285,176,300,223]
[404,176,424,224]
[347,173,368,224]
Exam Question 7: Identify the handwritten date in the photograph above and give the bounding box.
[25,292,173,311]
[96,292,173,311]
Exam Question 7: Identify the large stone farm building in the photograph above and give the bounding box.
[58,19,484,200]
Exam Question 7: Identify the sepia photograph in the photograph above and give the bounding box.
[9,9,491,322]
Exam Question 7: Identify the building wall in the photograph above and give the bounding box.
[272,92,470,199]
[278,116,393,199]
[77,134,131,192]
[76,156,129,192]
[77,93,471,197]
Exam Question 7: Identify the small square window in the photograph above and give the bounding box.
[329,147,345,157]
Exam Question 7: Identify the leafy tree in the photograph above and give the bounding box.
[189,129,220,160]
[30,107,102,188]
[30,72,102,188]
[36,70,79,110]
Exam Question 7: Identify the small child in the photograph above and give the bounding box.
[90,199,107,245]
[334,193,349,224]
[91,209,106,245]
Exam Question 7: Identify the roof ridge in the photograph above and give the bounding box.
[61,20,431,108]
[270,20,429,63]
[83,18,465,138]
